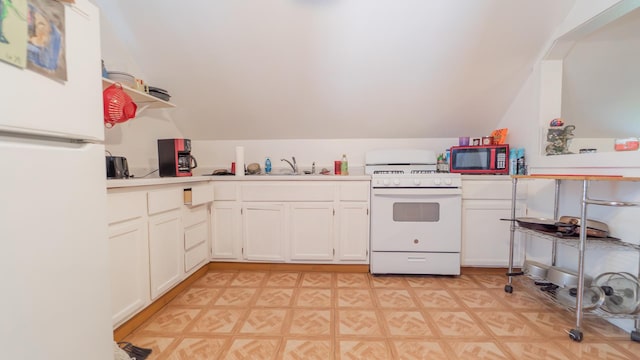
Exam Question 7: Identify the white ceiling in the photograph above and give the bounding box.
[96,0,575,140]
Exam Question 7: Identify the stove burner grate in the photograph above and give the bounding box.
[410,170,437,174]
[373,170,405,175]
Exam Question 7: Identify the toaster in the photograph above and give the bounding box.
[106,156,130,179]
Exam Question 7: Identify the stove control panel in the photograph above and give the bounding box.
[372,175,461,188]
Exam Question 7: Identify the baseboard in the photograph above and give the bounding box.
[461,266,513,275]
[208,261,370,273]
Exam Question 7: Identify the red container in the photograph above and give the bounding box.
[334,161,342,175]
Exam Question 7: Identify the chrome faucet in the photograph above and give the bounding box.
[280,157,298,174]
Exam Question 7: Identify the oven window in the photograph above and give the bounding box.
[393,202,440,222]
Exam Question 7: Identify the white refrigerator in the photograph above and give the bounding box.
[0,1,113,359]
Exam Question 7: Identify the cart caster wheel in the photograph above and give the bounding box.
[569,329,583,342]
[631,330,640,342]
[504,285,513,293]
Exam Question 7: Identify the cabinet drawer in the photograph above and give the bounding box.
[184,221,208,250]
[243,183,334,201]
[183,205,208,228]
[370,252,460,275]
[147,188,182,215]
[462,181,527,200]
[214,182,238,201]
[107,191,146,224]
[339,182,370,201]
[185,241,208,272]
[187,183,214,206]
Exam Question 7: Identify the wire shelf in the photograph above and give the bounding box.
[512,275,640,320]
[515,227,640,252]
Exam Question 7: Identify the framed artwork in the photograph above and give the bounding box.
[0,0,28,68]
[26,0,67,81]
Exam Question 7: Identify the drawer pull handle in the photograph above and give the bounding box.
[407,257,426,262]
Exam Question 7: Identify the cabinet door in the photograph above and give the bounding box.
[289,203,334,261]
[108,217,149,327]
[243,203,286,261]
[211,202,242,260]
[337,203,370,261]
[461,200,525,267]
[148,210,183,299]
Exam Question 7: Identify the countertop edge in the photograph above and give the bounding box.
[107,175,372,189]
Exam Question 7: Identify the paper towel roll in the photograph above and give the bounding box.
[235,146,245,176]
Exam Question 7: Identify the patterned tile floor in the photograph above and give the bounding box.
[123,269,640,359]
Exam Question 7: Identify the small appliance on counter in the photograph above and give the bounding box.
[449,144,509,174]
[158,138,197,177]
[106,155,130,179]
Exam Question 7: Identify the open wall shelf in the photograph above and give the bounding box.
[102,78,176,109]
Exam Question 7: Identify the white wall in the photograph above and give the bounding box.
[191,138,458,176]
[97,0,184,173]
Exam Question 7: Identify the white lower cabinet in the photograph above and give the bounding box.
[243,203,286,261]
[461,176,526,267]
[107,182,213,327]
[289,202,334,261]
[148,209,183,300]
[108,215,149,327]
[211,202,242,260]
[211,180,370,264]
[337,202,369,261]
[462,201,525,266]
[107,190,149,328]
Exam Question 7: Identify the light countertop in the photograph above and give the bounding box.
[107,174,371,189]
[461,174,513,181]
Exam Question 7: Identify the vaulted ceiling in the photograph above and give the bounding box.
[95,0,576,140]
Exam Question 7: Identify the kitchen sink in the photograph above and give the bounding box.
[252,170,320,176]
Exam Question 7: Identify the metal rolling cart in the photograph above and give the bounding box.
[504,174,640,342]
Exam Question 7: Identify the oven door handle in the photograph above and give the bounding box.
[371,188,462,196]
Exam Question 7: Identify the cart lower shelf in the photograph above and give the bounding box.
[506,275,640,342]
[511,275,640,320]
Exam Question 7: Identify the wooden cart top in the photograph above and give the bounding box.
[512,175,640,182]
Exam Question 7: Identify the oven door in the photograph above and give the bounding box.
[370,187,462,252]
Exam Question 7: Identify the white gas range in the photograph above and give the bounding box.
[366,149,462,275]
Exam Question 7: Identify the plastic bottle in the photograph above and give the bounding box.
[509,149,517,175]
[340,154,349,175]
[516,148,526,175]
[265,157,272,174]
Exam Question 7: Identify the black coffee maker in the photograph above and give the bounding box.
[158,138,197,177]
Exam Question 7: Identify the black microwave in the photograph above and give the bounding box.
[449,144,509,174]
